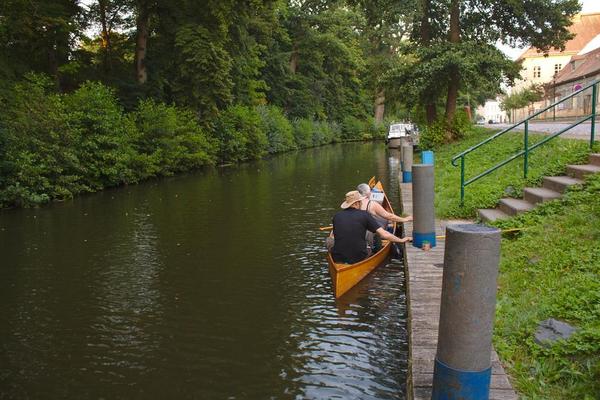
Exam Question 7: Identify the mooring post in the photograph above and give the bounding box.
[401,143,413,183]
[411,164,435,248]
[432,224,501,400]
[399,137,410,170]
[421,150,435,165]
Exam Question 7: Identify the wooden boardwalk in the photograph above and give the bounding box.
[399,182,518,400]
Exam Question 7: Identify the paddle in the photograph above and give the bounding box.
[320,226,525,235]
[368,176,376,188]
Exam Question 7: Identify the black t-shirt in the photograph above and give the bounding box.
[331,208,381,264]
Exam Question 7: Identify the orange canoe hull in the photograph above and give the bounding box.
[327,181,396,298]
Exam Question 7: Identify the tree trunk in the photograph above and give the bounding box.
[48,42,60,89]
[426,103,437,125]
[99,0,112,73]
[374,89,385,123]
[135,1,149,84]
[445,0,460,128]
[289,44,298,74]
[421,0,437,124]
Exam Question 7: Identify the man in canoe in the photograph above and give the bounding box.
[330,191,412,264]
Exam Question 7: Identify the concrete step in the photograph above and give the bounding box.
[499,198,535,216]
[543,176,583,193]
[590,153,600,166]
[478,208,510,223]
[566,164,600,180]
[523,187,562,205]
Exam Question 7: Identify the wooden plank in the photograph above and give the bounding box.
[400,181,518,400]
[414,374,514,391]
[415,387,517,400]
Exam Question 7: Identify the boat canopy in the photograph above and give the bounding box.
[388,123,412,139]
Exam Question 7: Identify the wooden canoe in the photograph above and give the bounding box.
[327,180,397,298]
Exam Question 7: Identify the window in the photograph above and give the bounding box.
[533,66,541,78]
[554,63,562,76]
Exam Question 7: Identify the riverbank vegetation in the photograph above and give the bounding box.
[0,0,581,208]
[430,127,596,218]
[429,127,599,397]
[0,75,386,208]
[491,174,600,398]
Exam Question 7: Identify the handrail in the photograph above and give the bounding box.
[451,78,600,167]
[451,120,526,166]
[453,78,600,204]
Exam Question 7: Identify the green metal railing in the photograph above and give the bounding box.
[452,79,599,204]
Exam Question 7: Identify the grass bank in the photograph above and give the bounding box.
[490,174,600,398]
[431,127,597,218]
[429,128,599,397]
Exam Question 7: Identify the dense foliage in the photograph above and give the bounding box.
[0,75,383,207]
[0,0,581,208]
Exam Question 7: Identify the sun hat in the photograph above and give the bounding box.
[341,190,365,209]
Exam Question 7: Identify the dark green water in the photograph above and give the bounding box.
[0,143,407,399]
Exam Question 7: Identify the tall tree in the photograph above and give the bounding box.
[404,0,580,136]
[87,0,130,75]
[0,0,84,90]
[134,0,152,84]
[350,0,417,123]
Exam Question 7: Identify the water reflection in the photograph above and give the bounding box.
[0,143,407,399]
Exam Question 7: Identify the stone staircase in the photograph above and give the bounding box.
[478,153,600,223]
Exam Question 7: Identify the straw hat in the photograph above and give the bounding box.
[340,190,365,209]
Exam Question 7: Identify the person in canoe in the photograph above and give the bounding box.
[329,190,412,264]
[357,183,413,227]
[356,183,413,252]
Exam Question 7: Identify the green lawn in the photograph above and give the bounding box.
[428,128,600,397]
[490,174,600,399]
[431,127,596,219]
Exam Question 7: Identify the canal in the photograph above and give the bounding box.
[0,142,407,399]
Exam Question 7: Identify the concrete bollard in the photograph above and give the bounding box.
[411,164,435,248]
[401,143,413,182]
[432,224,501,400]
[421,150,435,165]
[399,137,410,170]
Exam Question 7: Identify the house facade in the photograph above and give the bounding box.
[476,98,508,124]
[513,13,600,92]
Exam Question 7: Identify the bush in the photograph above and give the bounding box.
[329,121,342,143]
[256,105,296,154]
[215,105,268,162]
[64,81,138,189]
[341,116,364,140]
[132,100,216,176]
[419,110,472,150]
[292,118,315,148]
[0,74,82,207]
[313,120,337,146]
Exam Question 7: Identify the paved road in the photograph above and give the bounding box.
[489,121,596,140]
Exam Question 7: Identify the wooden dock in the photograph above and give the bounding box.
[399,182,518,400]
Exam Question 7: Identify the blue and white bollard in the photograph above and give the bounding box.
[432,224,501,399]
[421,150,435,165]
